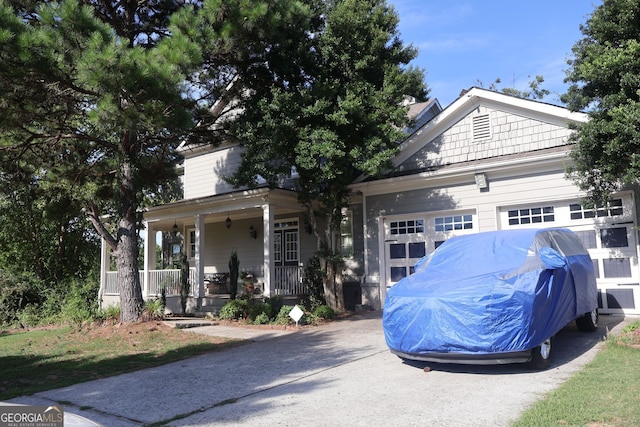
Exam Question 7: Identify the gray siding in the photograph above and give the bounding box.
[396,106,574,174]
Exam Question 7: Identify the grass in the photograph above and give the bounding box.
[512,321,640,427]
[0,321,241,401]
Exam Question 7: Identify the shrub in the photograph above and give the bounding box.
[60,278,100,324]
[95,304,121,324]
[274,305,295,325]
[313,305,335,320]
[0,271,45,326]
[302,256,326,307]
[219,299,248,320]
[253,312,270,325]
[143,298,165,321]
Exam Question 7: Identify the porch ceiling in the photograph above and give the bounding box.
[145,188,305,231]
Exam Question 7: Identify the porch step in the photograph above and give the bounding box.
[163,318,216,329]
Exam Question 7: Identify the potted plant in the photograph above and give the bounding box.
[241,271,254,295]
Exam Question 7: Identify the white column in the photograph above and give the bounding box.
[194,214,206,301]
[262,203,274,296]
[142,221,154,298]
[99,237,110,308]
[377,215,387,305]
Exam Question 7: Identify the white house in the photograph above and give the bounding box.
[99,87,640,315]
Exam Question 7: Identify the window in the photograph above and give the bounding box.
[188,230,196,259]
[570,198,624,220]
[341,210,354,257]
[601,227,628,248]
[507,206,554,225]
[390,219,425,235]
[434,215,473,232]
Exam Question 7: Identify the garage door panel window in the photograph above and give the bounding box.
[390,219,424,235]
[389,243,406,259]
[435,215,473,232]
[508,206,554,226]
[390,266,407,282]
[570,198,624,220]
[409,242,426,259]
[600,227,629,248]
[603,258,632,278]
[574,230,597,249]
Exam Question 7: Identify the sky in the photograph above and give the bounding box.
[388,0,602,107]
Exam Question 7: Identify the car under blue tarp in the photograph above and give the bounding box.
[383,228,598,363]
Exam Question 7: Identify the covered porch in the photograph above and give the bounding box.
[99,188,315,312]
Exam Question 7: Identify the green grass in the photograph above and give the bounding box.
[512,324,640,427]
[0,322,241,400]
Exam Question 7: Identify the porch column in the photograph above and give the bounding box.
[142,221,154,299]
[262,203,274,296]
[194,214,206,307]
[99,237,110,307]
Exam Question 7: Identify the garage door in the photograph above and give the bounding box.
[500,195,640,315]
[383,212,476,288]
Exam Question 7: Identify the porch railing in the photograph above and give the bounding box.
[104,266,307,297]
[274,266,306,295]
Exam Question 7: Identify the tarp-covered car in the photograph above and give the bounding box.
[383,228,599,369]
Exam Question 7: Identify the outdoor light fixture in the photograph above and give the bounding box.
[249,225,257,239]
[225,214,232,229]
[172,221,178,235]
[475,173,488,189]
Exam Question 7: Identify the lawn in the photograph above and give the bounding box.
[0,320,241,400]
[512,321,640,427]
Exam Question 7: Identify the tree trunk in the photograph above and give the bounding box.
[115,213,144,322]
[115,159,144,322]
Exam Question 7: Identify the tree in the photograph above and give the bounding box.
[0,0,311,321]
[476,75,550,100]
[562,0,640,204]
[0,0,195,322]
[229,0,427,309]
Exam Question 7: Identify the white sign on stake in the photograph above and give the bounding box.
[289,304,304,326]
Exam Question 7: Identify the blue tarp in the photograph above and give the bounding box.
[383,228,598,357]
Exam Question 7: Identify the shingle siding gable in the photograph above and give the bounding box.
[395,105,574,175]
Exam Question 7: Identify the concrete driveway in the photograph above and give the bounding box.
[7,311,631,426]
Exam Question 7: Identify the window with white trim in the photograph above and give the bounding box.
[570,198,624,220]
[434,215,473,232]
[341,210,354,257]
[188,229,196,259]
[507,206,555,226]
[390,219,425,235]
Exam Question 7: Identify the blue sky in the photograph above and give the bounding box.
[388,1,602,107]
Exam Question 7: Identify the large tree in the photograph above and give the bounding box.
[230,0,427,309]
[0,0,311,321]
[562,0,640,204]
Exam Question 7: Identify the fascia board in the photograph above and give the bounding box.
[350,149,572,197]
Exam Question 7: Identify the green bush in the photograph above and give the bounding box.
[253,312,270,325]
[95,304,121,324]
[313,305,335,320]
[274,305,295,325]
[60,279,100,324]
[219,299,249,320]
[0,271,45,327]
[143,298,165,320]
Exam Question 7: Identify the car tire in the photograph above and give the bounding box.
[529,337,553,370]
[575,308,599,332]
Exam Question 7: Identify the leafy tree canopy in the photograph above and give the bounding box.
[562,0,640,204]
[228,0,428,308]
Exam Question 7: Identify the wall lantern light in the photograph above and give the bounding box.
[172,221,178,235]
[249,225,257,239]
[475,173,488,189]
[225,214,232,229]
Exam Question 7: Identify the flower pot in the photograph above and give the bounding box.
[245,282,254,294]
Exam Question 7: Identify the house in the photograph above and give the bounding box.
[99,87,640,316]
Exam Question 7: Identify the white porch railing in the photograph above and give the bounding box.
[104,270,197,296]
[274,266,306,295]
[104,266,307,297]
